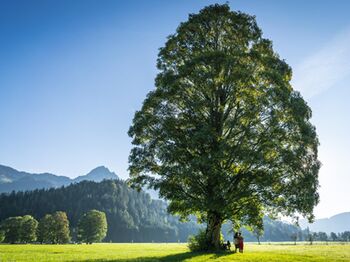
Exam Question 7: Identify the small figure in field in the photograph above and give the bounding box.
[234,232,239,253]
[222,240,231,250]
[226,240,231,250]
[238,232,244,253]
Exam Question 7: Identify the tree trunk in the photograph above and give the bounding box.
[206,212,223,250]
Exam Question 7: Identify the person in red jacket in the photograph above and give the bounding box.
[238,232,244,253]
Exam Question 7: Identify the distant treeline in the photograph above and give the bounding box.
[222,220,350,243]
[222,221,350,243]
[306,230,350,242]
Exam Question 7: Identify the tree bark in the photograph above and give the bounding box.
[206,212,223,250]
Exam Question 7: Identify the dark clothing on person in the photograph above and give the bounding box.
[234,233,239,253]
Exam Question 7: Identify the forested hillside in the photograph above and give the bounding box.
[0,179,199,242]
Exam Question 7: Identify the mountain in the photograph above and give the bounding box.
[73,166,118,183]
[0,165,71,193]
[0,164,118,193]
[300,212,350,233]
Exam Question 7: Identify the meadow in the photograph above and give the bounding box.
[0,243,350,261]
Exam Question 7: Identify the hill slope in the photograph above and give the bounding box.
[0,179,199,242]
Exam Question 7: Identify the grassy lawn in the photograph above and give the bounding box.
[0,243,349,261]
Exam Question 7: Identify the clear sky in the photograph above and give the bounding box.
[1,0,349,219]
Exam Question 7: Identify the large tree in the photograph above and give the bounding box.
[128,4,320,250]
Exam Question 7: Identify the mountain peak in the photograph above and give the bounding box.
[88,166,110,173]
[74,166,118,183]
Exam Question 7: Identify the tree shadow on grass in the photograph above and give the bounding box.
[75,250,234,262]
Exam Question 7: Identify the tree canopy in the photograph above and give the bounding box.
[1,217,23,244]
[36,211,70,244]
[20,215,38,243]
[78,210,108,244]
[0,215,38,244]
[128,4,320,250]
[37,214,55,244]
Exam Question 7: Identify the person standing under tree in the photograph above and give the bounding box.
[234,232,239,253]
[238,232,244,253]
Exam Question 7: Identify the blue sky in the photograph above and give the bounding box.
[1,0,350,219]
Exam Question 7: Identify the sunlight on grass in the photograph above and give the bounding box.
[0,243,349,261]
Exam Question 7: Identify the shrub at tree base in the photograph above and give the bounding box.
[188,230,224,252]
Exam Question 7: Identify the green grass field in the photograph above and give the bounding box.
[0,243,349,261]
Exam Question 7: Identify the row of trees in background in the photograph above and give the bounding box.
[0,210,107,244]
[305,230,350,243]
[226,219,350,244]
[245,222,350,244]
